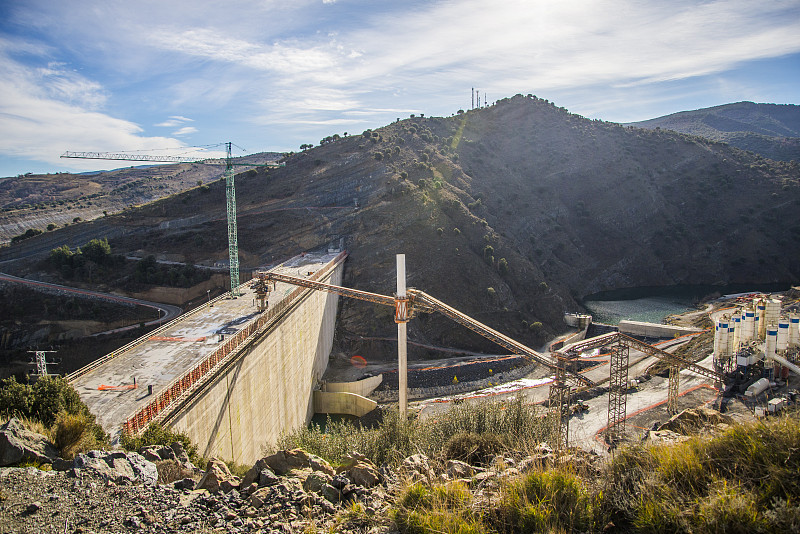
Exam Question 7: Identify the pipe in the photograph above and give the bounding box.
[770,353,800,379]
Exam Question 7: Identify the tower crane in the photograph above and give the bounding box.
[61,143,283,296]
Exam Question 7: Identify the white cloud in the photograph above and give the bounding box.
[156,116,194,127]
[0,52,191,171]
[172,126,198,136]
[150,28,337,74]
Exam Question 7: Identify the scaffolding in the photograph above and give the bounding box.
[668,363,680,414]
[606,344,629,442]
[548,364,570,452]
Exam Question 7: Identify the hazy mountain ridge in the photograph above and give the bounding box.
[627,101,800,161]
[0,153,282,243]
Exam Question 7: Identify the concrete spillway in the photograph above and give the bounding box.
[71,251,345,464]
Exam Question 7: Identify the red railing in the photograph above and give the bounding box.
[122,252,347,435]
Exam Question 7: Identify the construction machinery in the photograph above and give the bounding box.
[61,143,282,296]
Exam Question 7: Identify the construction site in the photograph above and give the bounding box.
[0,142,789,463]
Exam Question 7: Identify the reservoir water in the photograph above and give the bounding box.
[583,295,697,325]
[582,284,789,325]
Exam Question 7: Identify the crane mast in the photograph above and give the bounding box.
[223,142,241,296]
[60,143,281,297]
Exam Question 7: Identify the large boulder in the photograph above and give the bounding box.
[657,407,734,434]
[196,458,235,493]
[0,418,59,467]
[243,449,333,485]
[73,450,158,486]
[400,454,435,482]
[337,453,382,488]
[445,459,480,480]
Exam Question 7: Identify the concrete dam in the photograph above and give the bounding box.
[69,251,352,464]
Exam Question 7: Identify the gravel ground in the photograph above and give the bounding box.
[0,467,394,534]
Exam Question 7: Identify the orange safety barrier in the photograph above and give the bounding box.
[122,252,347,436]
[150,336,208,342]
[98,384,138,391]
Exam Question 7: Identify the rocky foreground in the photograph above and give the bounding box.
[0,413,604,534]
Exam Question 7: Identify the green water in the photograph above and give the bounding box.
[583,295,697,325]
[583,284,789,325]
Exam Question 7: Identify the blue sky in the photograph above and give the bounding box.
[1,0,799,177]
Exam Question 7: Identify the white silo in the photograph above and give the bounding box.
[718,319,729,357]
[743,308,755,342]
[732,313,741,352]
[766,325,778,361]
[777,319,789,352]
[756,298,766,339]
[727,321,737,356]
[790,313,799,348]
[713,320,722,357]
[765,299,780,334]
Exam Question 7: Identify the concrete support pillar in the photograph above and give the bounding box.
[397,254,408,419]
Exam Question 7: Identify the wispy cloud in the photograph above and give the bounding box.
[1,0,799,175]
[0,52,188,171]
[156,116,194,127]
[172,126,198,136]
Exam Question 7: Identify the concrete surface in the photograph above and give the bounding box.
[165,253,344,464]
[322,375,383,396]
[313,391,377,417]
[72,252,342,454]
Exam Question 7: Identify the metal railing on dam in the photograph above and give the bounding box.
[109,251,347,436]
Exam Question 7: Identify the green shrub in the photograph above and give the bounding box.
[498,257,509,275]
[393,481,482,534]
[0,376,108,458]
[53,411,106,459]
[496,470,594,533]
[280,397,546,468]
[0,376,97,428]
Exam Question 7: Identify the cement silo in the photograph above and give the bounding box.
[777,319,789,352]
[790,313,799,348]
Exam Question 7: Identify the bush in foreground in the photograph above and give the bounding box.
[121,423,202,467]
[389,411,800,533]
[278,396,548,466]
[0,376,108,459]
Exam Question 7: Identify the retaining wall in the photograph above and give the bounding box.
[371,362,538,402]
[618,320,702,339]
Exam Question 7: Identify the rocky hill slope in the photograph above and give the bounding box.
[628,101,800,161]
[0,153,281,244]
[3,95,799,361]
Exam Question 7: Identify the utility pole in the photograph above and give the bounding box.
[396,254,409,418]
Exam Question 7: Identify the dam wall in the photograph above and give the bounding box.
[163,260,344,464]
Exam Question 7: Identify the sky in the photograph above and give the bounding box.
[1,0,799,177]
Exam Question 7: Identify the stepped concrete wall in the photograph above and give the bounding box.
[165,263,343,465]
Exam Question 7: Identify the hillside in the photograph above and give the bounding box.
[0,152,282,244]
[628,101,800,161]
[2,95,799,361]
